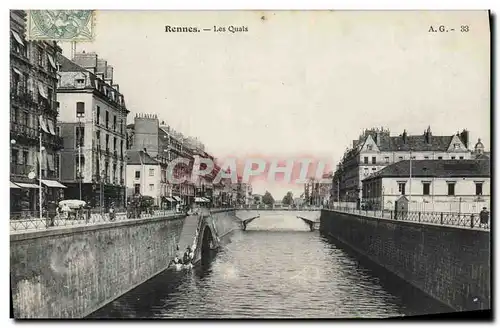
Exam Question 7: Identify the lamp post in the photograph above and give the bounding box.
[409,149,412,208]
[39,133,45,220]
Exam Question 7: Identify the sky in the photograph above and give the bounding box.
[60,10,490,199]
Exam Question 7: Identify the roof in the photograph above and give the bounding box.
[364,159,490,181]
[126,150,159,165]
[57,54,88,72]
[375,135,453,152]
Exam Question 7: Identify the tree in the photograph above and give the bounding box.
[282,191,293,205]
[262,191,275,206]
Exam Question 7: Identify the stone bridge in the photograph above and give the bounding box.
[234,209,321,231]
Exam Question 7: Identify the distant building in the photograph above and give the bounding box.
[57,52,129,208]
[252,194,263,205]
[361,159,490,213]
[126,150,161,204]
[10,10,65,213]
[332,126,474,204]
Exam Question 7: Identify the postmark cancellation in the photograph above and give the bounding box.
[27,10,94,41]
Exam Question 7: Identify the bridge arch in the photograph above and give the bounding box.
[200,225,215,266]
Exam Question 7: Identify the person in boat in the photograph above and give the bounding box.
[171,255,181,266]
[183,246,192,265]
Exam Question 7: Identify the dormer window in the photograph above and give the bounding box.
[76,78,84,87]
[367,145,373,151]
[454,143,460,149]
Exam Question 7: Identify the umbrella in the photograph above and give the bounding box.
[59,199,86,209]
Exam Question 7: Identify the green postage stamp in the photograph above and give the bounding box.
[27,10,94,41]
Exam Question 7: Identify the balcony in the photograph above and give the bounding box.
[120,178,125,185]
[10,91,34,107]
[10,163,35,177]
[113,150,118,159]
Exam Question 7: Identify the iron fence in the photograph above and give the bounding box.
[328,206,490,231]
[9,208,180,233]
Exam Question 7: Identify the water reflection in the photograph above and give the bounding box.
[90,213,451,318]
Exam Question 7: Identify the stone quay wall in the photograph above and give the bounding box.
[320,210,491,312]
[10,214,185,318]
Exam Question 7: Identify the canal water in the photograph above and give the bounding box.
[90,212,451,319]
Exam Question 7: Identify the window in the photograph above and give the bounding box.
[372,168,376,171]
[96,106,100,124]
[398,156,403,161]
[384,157,389,163]
[454,143,460,149]
[149,184,154,191]
[113,115,117,131]
[120,140,124,156]
[75,126,85,147]
[410,156,416,160]
[367,145,373,151]
[105,111,109,128]
[135,171,140,179]
[364,157,368,164]
[371,157,376,164]
[113,137,117,151]
[134,184,140,194]
[459,156,464,160]
[423,182,430,195]
[438,156,443,160]
[105,134,109,149]
[76,102,85,117]
[398,182,406,195]
[148,168,155,176]
[451,156,456,160]
[447,183,455,196]
[37,47,44,67]
[475,183,483,196]
[424,156,429,159]
[76,78,84,87]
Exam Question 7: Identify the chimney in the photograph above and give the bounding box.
[402,129,407,144]
[460,129,469,149]
[375,131,381,146]
[425,126,432,144]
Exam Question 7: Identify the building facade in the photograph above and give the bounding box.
[57,52,129,208]
[332,127,474,205]
[10,10,65,214]
[362,159,490,213]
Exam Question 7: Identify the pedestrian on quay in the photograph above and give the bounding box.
[109,202,116,221]
[46,201,57,228]
[479,207,489,228]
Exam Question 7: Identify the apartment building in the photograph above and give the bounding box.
[10,10,65,213]
[57,52,129,208]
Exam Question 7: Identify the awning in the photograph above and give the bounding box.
[12,67,22,76]
[202,197,210,202]
[39,115,49,133]
[10,182,20,189]
[11,30,24,46]
[38,83,48,99]
[41,179,67,188]
[46,119,56,135]
[16,183,40,189]
[172,196,181,202]
[165,197,175,202]
[47,55,57,69]
[195,197,205,203]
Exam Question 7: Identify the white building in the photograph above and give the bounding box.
[332,127,473,204]
[362,159,490,213]
[125,150,167,206]
[57,52,129,208]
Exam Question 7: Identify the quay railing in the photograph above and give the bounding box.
[327,206,490,231]
[9,209,181,233]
